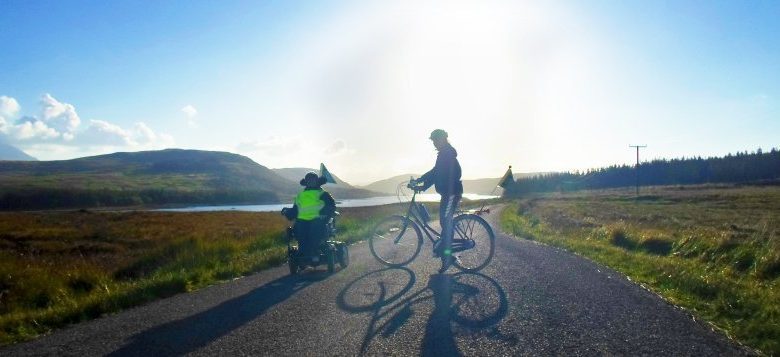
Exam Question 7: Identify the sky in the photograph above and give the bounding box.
[1,0,778,185]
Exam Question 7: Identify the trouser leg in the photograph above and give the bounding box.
[439,194,461,258]
[294,220,315,256]
[311,217,325,254]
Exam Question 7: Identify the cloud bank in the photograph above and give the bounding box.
[0,94,174,158]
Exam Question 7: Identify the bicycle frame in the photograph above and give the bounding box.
[395,189,478,255]
[400,190,440,244]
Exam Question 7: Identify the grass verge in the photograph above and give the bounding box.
[500,185,779,355]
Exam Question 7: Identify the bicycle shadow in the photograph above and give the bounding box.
[337,267,510,356]
[108,272,328,357]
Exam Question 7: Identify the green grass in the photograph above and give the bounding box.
[500,184,779,355]
[0,204,406,346]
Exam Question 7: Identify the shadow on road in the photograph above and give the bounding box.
[337,267,509,356]
[108,271,328,356]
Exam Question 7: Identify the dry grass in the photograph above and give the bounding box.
[0,203,406,345]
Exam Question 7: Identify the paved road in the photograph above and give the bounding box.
[3,206,751,356]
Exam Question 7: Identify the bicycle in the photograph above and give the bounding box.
[368,178,495,271]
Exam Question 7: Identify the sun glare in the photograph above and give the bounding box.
[268,0,603,180]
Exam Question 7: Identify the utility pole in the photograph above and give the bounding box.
[629,145,647,196]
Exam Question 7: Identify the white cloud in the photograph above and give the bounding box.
[0,96,20,120]
[181,105,197,117]
[0,94,175,156]
[40,93,80,135]
[79,120,174,148]
[133,122,174,147]
[81,119,134,146]
[0,94,80,143]
[0,96,21,134]
[9,119,61,140]
[181,104,198,128]
[134,122,157,144]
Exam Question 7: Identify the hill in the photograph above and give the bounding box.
[0,149,372,210]
[361,172,545,195]
[0,142,36,161]
[273,167,354,187]
[359,173,419,194]
[272,167,379,198]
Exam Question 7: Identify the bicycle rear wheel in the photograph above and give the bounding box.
[369,215,423,267]
[452,214,495,272]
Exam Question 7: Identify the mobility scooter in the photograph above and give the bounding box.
[282,207,349,274]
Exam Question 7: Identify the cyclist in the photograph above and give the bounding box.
[413,129,463,273]
[282,172,336,259]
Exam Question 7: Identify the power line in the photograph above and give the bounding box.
[629,145,647,196]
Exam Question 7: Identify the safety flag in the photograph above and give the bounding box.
[320,163,337,184]
[498,166,514,188]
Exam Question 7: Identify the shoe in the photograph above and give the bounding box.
[438,255,453,273]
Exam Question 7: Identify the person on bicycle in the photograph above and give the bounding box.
[413,129,463,273]
[282,172,336,259]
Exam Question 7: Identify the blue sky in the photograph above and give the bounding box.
[1,0,778,184]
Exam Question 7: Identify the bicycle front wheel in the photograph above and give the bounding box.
[452,214,495,272]
[369,215,423,267]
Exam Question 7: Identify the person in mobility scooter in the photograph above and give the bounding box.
[281,172,349,274]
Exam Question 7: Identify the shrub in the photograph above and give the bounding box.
[638,236,673,256]
[609,228,635,250]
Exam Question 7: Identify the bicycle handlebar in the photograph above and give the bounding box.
[407,177,425,192]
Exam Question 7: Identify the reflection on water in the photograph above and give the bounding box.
[156,193,498,212]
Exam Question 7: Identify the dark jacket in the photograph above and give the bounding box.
[420,143,463,196]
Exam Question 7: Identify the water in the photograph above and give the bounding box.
[156,193,498,212]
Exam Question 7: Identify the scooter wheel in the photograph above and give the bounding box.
[327,249,336,273]
[337,244,349,268]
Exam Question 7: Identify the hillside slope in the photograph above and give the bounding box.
[0,142,36,161]
[359,173,419,194]
[362,173,544,195]
[272,167,354,187]
[0,149,298,209]
[272,167,380,199]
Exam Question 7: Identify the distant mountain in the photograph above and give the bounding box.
[0,149,373,210]
[0,142,36,161]
[360,173,419,195]
[361,172,546,195]
[273,167,354,187]
[0,148,293,192]
[272,167,380,198]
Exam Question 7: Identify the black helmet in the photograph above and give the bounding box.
[300,171,327,187]
[429,129,448,140]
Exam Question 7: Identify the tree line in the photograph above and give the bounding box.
[0,188,280,210]
[503,148,780,197]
